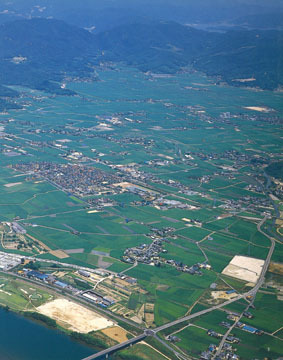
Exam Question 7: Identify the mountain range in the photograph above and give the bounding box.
[0,17,282,110]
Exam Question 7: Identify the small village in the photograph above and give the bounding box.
[122,237,211,275]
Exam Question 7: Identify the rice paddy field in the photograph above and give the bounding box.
[0,66,282,359]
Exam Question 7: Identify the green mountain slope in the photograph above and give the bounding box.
[0,17,282,102]
[97,22,283,89]
[0,18,99,97]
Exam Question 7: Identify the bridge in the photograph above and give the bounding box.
[81,216,277,360]
[81,333,147,360]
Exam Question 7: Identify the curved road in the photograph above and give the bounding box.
[214,215,275,357]
[81,215,276,359]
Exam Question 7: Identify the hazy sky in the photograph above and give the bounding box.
[1,0,282,29]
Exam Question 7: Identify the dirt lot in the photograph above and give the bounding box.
[269,262,283,276]
[145,303,155,312]
[222,255,264,283]
[49,249,69,259]
[4,182,22,187]
[37,299,114,333]
[210,291,238,301]
[101,326,128,343]
[244,106,272,113]
[145,313,154,326]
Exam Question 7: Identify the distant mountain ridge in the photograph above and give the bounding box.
[0,18,100,100]
[233,12,283,29]
[0,17,282,110]
[95,21,283,90]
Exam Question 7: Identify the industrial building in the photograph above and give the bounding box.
[0,253,21,271]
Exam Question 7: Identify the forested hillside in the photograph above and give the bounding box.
[0,17,282,110]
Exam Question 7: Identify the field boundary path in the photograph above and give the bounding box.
[81,215,276,360]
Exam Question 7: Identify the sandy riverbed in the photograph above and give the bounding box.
[37,299,114,333]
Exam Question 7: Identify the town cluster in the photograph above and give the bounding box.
[123,237,211,275]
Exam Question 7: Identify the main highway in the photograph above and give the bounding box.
[81,215,276,359]
[213,215,276,357]
[81,334,147,360]
[2,215,275,360]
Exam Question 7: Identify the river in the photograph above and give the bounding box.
[0,308,95,360]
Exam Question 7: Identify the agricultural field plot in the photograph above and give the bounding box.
[176,325,215,356]
[200,231,269,260]
[233,328,282,359]
[127,263,216,326]
[0,178,84,221]
[192,310,229,334]
[204,216,238,231]
[26,210,149,235]
[163,243,205,264]
[241,293,283,334]
[175,226,212,241]
[228,219,271,247]
[0,65,282,359]
[118,343,169,360]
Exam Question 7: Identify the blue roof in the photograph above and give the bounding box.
[54,281,68,288]
[27,271,49,280]
[243,325,257,332]
[226,290,236,294]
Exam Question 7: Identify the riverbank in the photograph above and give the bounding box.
[0,307,95,360]
[0,273,118,355]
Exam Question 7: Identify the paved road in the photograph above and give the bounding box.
[153,335,189,360]
[80,216,276,359]
[255,217,276,289]
[120,260,138,274]
[81,334,146,360]
[154,293,247,333]
[214,215,275,357]
[214,306,246,358]
[149,216,274,335]
[4,271,144,332]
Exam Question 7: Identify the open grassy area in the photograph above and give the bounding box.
[0,275,53,311]
[116,343,169,360]
[0,65,282,359]
[176,325,214,356]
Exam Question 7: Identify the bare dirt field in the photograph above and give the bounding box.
[244,106,273,113]
[269,262,283,276]
[101,326,128,343]
[26,233,51,252]
[49,249,69,259]
[145,313,155,326]
[65,248,84,254]
[37,299,114,333]
[222,255,264,283]
[4,182,22,187]
[211,291,238,301]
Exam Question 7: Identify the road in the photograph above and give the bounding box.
[254,216,276,291]
[92,276,109,290]
[154,292,247,333]
[79,287,257,360]
[214,306,246,358]
[214,215,275,356]
[119,260,138,274]
[2,214,275,360]
[4,271,144,331]
[79,214,276,360]
[1,214,276,360]
[81,334,147,360]
[153,335,189,360]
